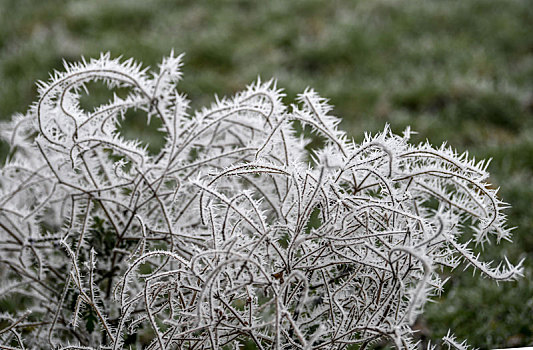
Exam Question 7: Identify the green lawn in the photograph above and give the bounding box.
[1,0,532,348]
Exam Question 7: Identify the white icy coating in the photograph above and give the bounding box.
[0,52,522,349]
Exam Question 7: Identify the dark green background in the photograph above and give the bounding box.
[1,0,532,348]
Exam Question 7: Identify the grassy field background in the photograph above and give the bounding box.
[1,0,532,348]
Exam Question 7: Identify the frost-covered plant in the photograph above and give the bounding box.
[0,52,523,350]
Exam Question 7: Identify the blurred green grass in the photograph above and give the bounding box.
[1,0,532,348]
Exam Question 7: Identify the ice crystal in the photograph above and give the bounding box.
[0,53,522,349]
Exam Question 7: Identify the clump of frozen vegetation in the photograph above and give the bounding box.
[0,52,522,349]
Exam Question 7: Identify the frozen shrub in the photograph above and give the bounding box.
[0,53,523,349]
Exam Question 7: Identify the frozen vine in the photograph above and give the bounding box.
[0,52,523,349]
